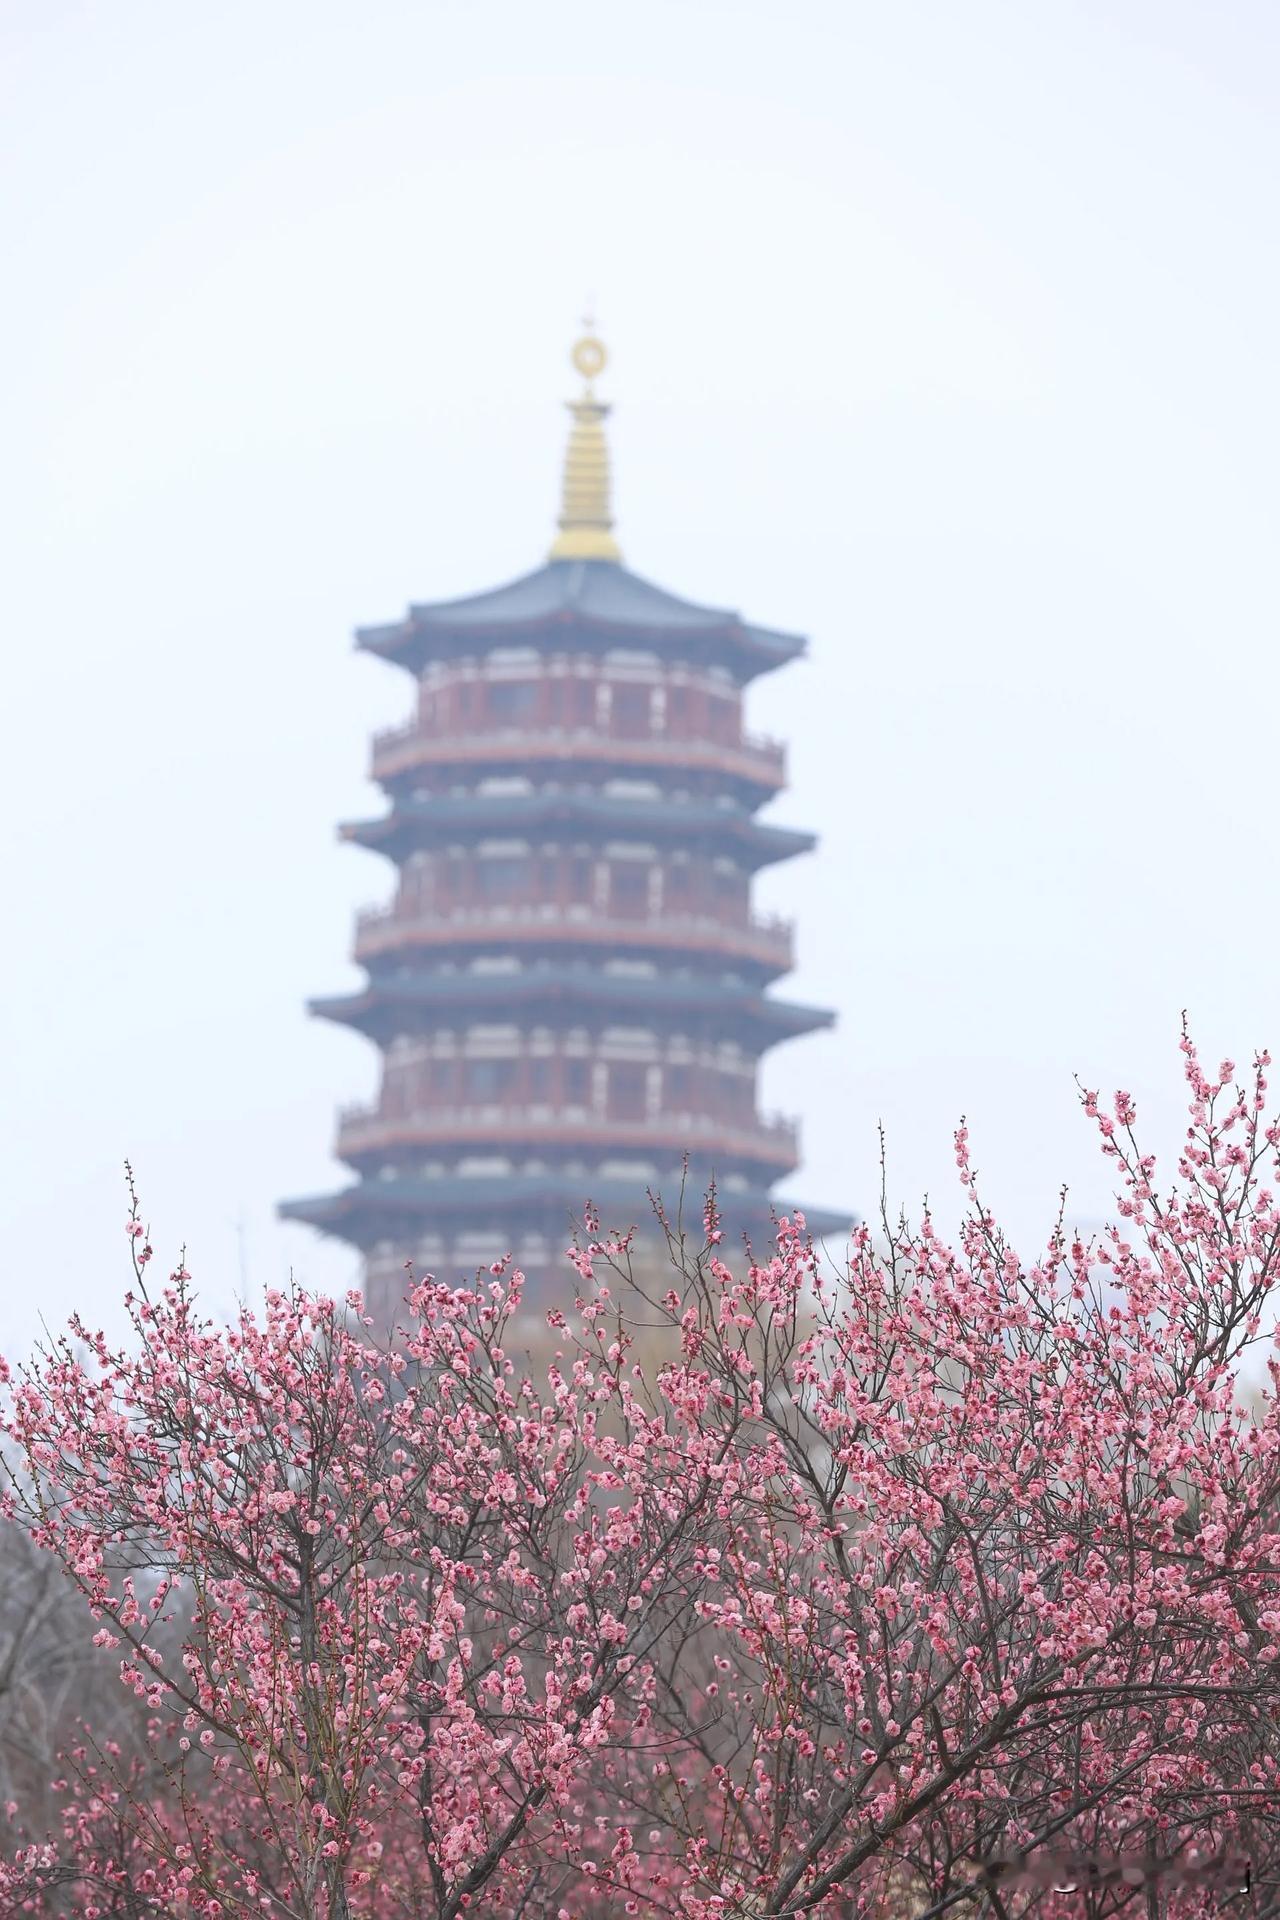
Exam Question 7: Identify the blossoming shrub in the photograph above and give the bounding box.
[3,1030,1280,1917]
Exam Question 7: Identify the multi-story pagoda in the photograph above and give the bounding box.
[282,332,849,1328]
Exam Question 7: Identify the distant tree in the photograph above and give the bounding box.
[3,1028,1280,1918]
[0,1522,139,1832]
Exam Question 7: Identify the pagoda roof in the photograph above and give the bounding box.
[356,559,805,683]
[310,966,835,1048]
[280,1173,854,1246]
[342,792,815,869]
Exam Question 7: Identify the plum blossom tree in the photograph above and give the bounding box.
[0,1171,742,1920]
[3,1030,1280,1919]
[608,1030,1280,1918]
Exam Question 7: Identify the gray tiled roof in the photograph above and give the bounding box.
[280,1174,853,1243]
[309,967,834,1045]
[356,559,805,674]
[341,792,816,868]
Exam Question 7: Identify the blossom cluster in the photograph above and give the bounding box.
[2,1029,1280,1917]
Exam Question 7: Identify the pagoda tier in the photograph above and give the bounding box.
[280,332,851,1328]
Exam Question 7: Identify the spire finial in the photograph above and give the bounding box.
[549,323,621,564]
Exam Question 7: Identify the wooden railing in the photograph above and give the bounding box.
[368,724,786,787]
[335,1104,800,1170]
[352,904,794,969]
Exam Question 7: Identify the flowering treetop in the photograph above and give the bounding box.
[3,1028,1280,1918]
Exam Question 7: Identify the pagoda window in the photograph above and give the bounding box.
[610,863,648,919]
[563,1059,589,1105]
[478,856,530,899]
[709,695,740,744]
[611,683,651,739]
[443,855,468,908]
[570,680,595,726]
[569,856,592,901]
[465,1059,515,1100]
[609,1063,646,1121]
[529,1058,551,1101]
[489,681,538,721]
[666,1065,690,1110]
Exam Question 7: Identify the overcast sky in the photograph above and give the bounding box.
[2,0,1278,1357]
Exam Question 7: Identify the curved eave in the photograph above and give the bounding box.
[340,796,816,869]
[309,974,835,1046]
[359,621,803,686]
[280,1176,854,1246]
[356,561,805,685]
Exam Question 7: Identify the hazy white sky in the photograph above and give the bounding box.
[2,0,1278,1357]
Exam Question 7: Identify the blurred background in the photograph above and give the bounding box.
[1,0,1278,1355]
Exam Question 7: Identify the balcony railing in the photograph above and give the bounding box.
[335,1103,800,1171]
[368,724,786,788]
[352,903,794,970]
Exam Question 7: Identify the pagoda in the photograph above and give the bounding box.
[281,332,849,1328]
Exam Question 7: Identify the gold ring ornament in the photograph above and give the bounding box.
[572,335,607,382]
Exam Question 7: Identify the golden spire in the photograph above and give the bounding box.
[549,327,621,563]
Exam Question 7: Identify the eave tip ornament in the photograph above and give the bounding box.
[549,326,622,564]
